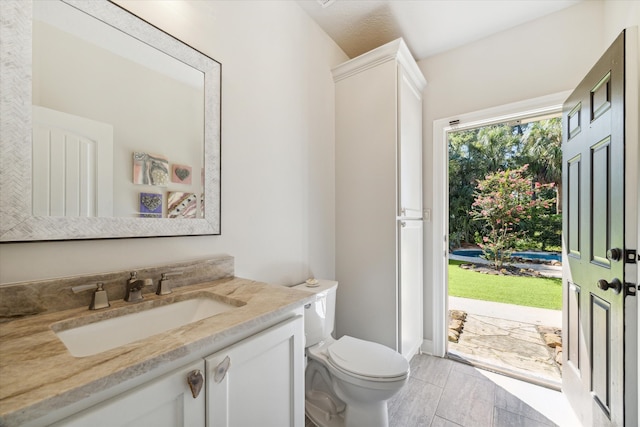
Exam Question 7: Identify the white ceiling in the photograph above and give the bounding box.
[296,0,582,60]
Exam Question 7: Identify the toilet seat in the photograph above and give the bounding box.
[327,336,409,381]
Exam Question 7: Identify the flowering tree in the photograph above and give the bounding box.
[470,165,554,270]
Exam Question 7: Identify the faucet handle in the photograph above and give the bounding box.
[71,283,99,293]
[157,271,183,296]
[72,283,110,310]
[161,271,184,280]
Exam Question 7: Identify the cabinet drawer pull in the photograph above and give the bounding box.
[214,356,231,383]
[187,370,204,399]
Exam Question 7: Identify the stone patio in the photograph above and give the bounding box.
[447,306,562,389]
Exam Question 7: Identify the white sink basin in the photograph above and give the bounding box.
[54,297,237,357]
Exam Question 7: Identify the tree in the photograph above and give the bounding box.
[470,165,555,269]
[449,128,482,246]
[448,124,521,247]
[473,124,521,173]
[520,118,563,213]
[448,118,563,251]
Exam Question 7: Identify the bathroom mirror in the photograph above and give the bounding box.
[0,0,221,241]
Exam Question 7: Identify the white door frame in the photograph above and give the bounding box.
[624,26,639,427]
[429,91,570,358]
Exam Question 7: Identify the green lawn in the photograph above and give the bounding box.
[448,260,562,310]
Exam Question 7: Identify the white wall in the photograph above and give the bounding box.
[603,0,640,46]
[0,1,347,285]
[419,0,609,343]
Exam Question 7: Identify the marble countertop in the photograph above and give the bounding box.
[0,277,313,427]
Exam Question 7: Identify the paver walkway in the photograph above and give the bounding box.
[448,297,562,389]
[450,296,562,327]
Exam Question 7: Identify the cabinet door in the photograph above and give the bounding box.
[399,219,423,359]
[206,316,304,427]
[398,65,423,219]
[54,360,206,427]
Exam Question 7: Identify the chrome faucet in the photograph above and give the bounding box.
[125,272,152,302]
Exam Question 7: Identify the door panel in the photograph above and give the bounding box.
[205,316,304,427]
[562,31,625,427]
[591,137,611,266]
[591,293,611,414]
[53,360,206,427]
[32,106,114,217]
[399,219,423,359]
[567,282,580,367]
[398,66,423,218]
[567,155,582,256]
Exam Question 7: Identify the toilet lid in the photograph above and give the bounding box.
[327,336,409,379]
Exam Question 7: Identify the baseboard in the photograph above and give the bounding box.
[420,339,434,355]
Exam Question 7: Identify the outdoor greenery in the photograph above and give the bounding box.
[470,165,555,269]
[449,118,562,252]
[448,260,562,310]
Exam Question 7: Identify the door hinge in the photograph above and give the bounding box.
[625,249,637,264]
[625,283,637,297]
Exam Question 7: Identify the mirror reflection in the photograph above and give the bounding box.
[0,0,220,241]
[32,0,205,219]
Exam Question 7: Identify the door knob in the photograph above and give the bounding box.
[607,248,622,262]
[597,278,622,294]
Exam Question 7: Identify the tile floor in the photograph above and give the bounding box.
[388,354,580,427]
[306,353,581,427]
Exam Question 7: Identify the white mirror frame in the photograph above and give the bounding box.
[0,0,221,241]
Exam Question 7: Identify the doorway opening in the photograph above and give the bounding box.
[446,114,563,388]
[429,92,570,389]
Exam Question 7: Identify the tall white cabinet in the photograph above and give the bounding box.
[333,38,426,359]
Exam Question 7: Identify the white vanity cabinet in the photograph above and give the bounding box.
[53,360,206,427]
[206,315,305,427]
[51,315,304,427]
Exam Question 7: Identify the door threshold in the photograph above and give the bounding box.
[446,351,562,392]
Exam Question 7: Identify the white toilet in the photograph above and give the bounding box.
[292,280,409,427]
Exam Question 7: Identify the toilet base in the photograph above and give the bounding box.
[306,399,390,427]
[305,396,345,427]
[343,401,389,427]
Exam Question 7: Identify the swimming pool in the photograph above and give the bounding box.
[451,249,561,262]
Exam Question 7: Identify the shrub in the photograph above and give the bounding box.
[470,165,555,269]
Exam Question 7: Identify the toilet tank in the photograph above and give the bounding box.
[292,280,338,347]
